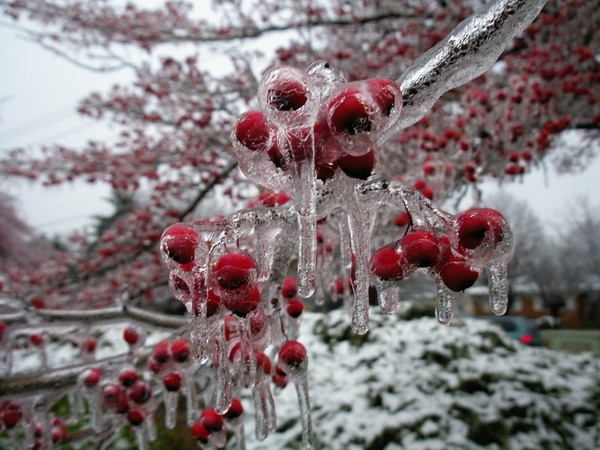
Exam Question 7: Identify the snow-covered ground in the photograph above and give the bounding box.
[243,308,600,450]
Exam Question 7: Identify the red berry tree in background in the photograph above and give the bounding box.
[0,0,598,448]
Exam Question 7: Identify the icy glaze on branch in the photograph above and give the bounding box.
[0,1,550,448]
[383,0,548,140]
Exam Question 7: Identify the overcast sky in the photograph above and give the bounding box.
[1,19,599,238]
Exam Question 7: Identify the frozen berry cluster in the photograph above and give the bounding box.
[232,62,402,191]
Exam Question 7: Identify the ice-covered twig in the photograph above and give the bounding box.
[380,0,548,143]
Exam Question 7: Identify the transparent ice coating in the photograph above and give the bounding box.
[380,0,548,143]
[153,0,541,446]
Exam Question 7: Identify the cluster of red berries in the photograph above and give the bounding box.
[1,401,67,448]
[370,207,508,292]
[159,219,312,441]
[232,63,402,187]
[191,401,244,445]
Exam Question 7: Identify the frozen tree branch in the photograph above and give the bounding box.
[381,0,548,142]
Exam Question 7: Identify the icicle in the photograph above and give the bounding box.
[278,341,313,449]
[295,159,318,298]
[235,427,247,450]
[236,315,257,390]
[252,375,277,441]
[252,380,269,441]
[213,330,232,415]
[294,374,314,450]
[146,413,157,442]
[164,390,179,430]
[87,391,102,432]
[191,276,210,364]
[184,368,198,426]
[433,273,454,325]
[487,262,509,316]
[283,313,301,341]
[134,425,150,450]
[377,283,400,315]
[346,198,377,335]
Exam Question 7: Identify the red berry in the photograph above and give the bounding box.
[278,340,307,370]
[170,339,190,364]
[272,370,289,389]
[249,308,268,337]
[160,223,198,265]
[328,89,372,135]
[456,210,491,250]
[51,426,67,443]
[213,252,257,292]
[267,79,308,111]
[101,384,127,412]
[370,246,406,281]
[336,149,375,180]
[394,212,410,227]
[29,333,45,346]
[29,297,46,309]
[0,322,5,341]
[84,337,96,353]
[423,163,436,176]
[223,398,244,420]
[147,356,162,374]
[413,179,426,190]
[200,407,224,432]
[191,421,211,442]
[286,299,304,318]
[1,405,21,429]
[401,230,440,268]
[223,284,261,316]
[234,111,270,151]
[127,408,145,426]
[162,372,182,392]
[153,341,170,364]
[464,162,477,174]
[129,381,152,404]
[439,257,480,292]
[421,187,434,200]
[366,78,400,116]
[123,327,139,345]
[478,208,507,245]
[118,368,139,387]
[82,367,102,388]
[281,277,298,298]
[255,351,272,375]
[508,151,520,162]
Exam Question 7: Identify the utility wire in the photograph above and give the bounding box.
[0,105,77,143]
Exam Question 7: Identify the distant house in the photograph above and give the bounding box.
[460,278,600,330]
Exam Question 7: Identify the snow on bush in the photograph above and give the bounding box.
[244,307,600,449]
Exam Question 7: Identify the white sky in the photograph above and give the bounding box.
[1,18,599,237]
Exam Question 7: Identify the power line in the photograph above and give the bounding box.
[0,104,77,143]
[27,121,102,147]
